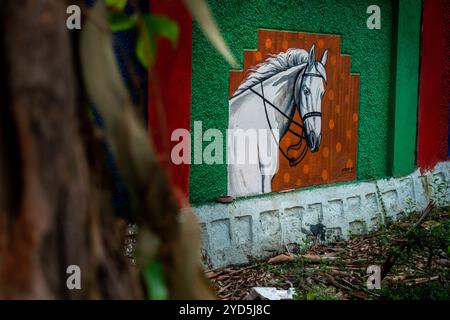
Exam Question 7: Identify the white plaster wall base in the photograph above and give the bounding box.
[193,161,450,269]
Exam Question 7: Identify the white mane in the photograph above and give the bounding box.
[234,48,309,96]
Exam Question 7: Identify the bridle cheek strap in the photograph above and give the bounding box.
[248,69,325,167]
[295,71,325,123]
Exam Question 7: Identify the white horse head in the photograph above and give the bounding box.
[228,45,328,196]
[294,45,328,152]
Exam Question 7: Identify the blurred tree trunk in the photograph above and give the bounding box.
[0,0,142,299]
[0,0,215,300]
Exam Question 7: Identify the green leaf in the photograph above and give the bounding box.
[145,259,168,300]
[142,14,179,48]
[135,14,178,68]
[306,291,315,300]
[136,25,156,68]
[109,12,136,32]
[105,0,127,10]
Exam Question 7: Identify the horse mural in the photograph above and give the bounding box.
[228,45,328,197]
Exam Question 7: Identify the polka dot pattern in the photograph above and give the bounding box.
[346,129,352,140]
[346,159,353,168]
[328,90,334,101]
[335,104,341,114]
[321,169,329,181]
[303,164,310,174]
[329,119,335,130]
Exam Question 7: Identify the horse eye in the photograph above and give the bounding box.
[304,88,310,96]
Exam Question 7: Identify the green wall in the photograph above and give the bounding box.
[190,0,395,203]
[391,0,422,177]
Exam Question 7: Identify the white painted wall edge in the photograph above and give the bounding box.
[191,161,450,269]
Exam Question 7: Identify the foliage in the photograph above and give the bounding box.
[294,285,342,300]
[136,14,179,68]
[105,0,179,68]
[252,206,450,301]
[297,237,314,254]
[380,282,450,300]
[145,258,169,300]
[105,0,127,10]
[80,0,217,300]
[105,0,240,69]
[87,0,239,300]
[375,207,450,269]
[429,176,449,207]
[109,12,136,32]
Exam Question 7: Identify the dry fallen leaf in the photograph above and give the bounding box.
[268,253,295,264]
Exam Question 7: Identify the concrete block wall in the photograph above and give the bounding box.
[193,161,450,268]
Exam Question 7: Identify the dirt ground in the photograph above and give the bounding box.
[206,206,450,300]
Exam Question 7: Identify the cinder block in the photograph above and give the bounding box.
[194,161,450,268]
[382,190,399,215]
[326,227,343,243]
[234,215,252,245]
[259,210,281,252]
[210,219,231,251]
[282,206,304,245]
[349,220,367,235]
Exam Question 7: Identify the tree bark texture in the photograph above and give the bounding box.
[0,0,142,299]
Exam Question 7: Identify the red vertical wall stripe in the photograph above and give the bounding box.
[148,1,192,202]
[417,0,450,170]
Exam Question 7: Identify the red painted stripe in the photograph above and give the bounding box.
[148,0,192,202]
[417,0,450,170]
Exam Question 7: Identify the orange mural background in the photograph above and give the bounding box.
[229,30,360,191]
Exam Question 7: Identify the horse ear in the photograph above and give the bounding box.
[321,49,328,65]
[309,45,315,65]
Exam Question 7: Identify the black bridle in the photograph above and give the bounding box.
[236,70,324,167]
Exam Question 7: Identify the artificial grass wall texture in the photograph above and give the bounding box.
[190,0,395,203]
